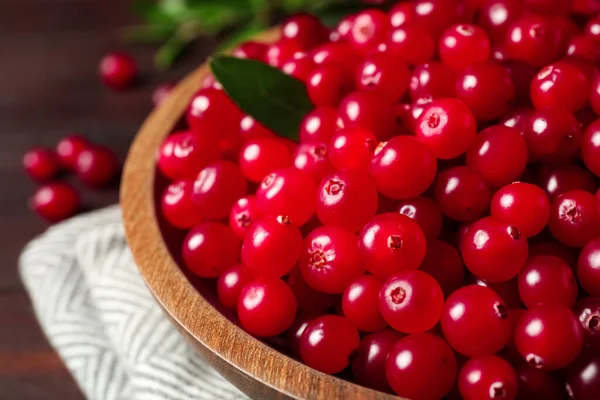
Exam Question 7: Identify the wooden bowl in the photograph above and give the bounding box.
[121,28,399,400]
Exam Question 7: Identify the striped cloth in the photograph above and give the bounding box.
[19,206,247,400]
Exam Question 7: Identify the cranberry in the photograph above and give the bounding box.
[182,222,240,278]
[328,127,377,172]
[316,171,378,233]
[514,304,583,370]
[500,107,533,134]
[475,277,523,309]
[565,352,600,400]
[359,213,427,279]
[281,53,316,82]
[281,13,327,49]
[239,138,292,183]
[455,61,515,122]
[537,165,596,201]
[265,39,303,68]
[238,278,297,337]
[288,314,314,358]
[255,168,316,226]
[458,355,518,400]
[298,106,338,144]
[55,135,89,170]
[523,107,581,164]
[576,0,600,14]
[389,2,414,28]
[412,0,462,37]
[386,333,457,400]
[518,255,578,309]
[441,285,512,356]
[582,119,600,177]
[311,42,360,70]
[293,142,332,183]
[549,190,600,248]
[157,132,218,181]
[504,14,562,68]
[98,52,137,90]
[420,240,465,296]
[573,297,600,348]
[379,270,444,333]
[395,196,443,240]
[342,275,387,332]
[23,148,61,182]
[436,166,491,222]
[75,146,119,188]
[351,329,404,392]
[152,82,174,107]
[386,24,436,65]
[217,264,252,310]
[566,34,600,62]
[29,183,79,222]
[439,24,491,70]
[530,61,590,113]
[300,226,363,294]
[525,0,574,14]
[300,315,360,373]
[590,74,600,116]
[578,237,600,296]
[478,0,524,41]
[161,180,203,229]
[229,195,259,239]
[306,64,353,106]
[232,41,268,61]
[348,9,389,55]
[192,161,247,220]
[491,182,551,237]
[286,267,336,314]
[356,53,410,102]
[338,91,395,141]
[334,15,355,41]
[461,217,528,282]
[586,13,600,41]
[409,62,456,101]
[239,115,274,142]
[370,136,437,200]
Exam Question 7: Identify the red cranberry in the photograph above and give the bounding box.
[281,53,316,82]
[567,34,600,62]
[334,15,355,41]
[239,116,274,142]
[293,142,332,183]
[255,168,316,226]
[500,107,533,134]
[342,275,387,332]
[386,24,436,65]
[348,9,389,55]
[356,53,410,102]
[549,190,600,248]
[420,240,465,296]
[504,15,562,68]
[578,237,600,296]
[98,52,137,90]
[238,278,297,337]
[565,352,600,400]
[491,182,550,237]
[573,297,600,348]
[359,213,427,279]
[395,196,443,240]
[311,41,360,70]
[514,304,583,370]
[582,119,600,177]
[300,315,360,373]
[439,24,491,70]
[281,13,327,49]
[379,270,444,333]
[458,355,518,400]
[441,285,512,356]
[328,127,377,172]
[286,268,336,314]
[288,314,314,358]
[338,91,395,141]
[523,107,581,164]
[478,0,524,41]
[435,166,491,222]
[518,255,578,309]
[217,264,252,310]
[229,195,259,239]
[370,136,437,200]
[232,41,268,61]
[239,138,292,183]
[161,180,203,229]
[386,333,457,400]
[412,0,462,37]
[409,62,456,101]
[389,2,414,28]
[299,106,338,144]
[23,148,61,182]
[306,64,354,106]
[590,74,600,116]
[192,161,247,220]
[530,61,590,113]
[537,165,596,201]
[158,131,218,181]
[300,226,363,294]
[152,82,174,107]
[461,217,528,282]
[29,183,79,223]
[182,222,240,278]
[75,146,119,188]
[266,39,303,67]
[55,135,89,170]
[455,61,515,122]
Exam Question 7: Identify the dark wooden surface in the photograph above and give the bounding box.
[0,1,216,398]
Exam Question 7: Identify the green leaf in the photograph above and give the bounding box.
[155,33,192,70]
[210,55,314,141]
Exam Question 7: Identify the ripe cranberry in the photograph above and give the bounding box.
[232,41,268,61]
[359,213,427,279]
[161,180,203,229]
[573,297,600,348]
[238,138,292,183]
[192,161,247,220]
[409,62,456,101]
[328,127,377,172]
[416,98,476,159]
[549,190,600,248]
[395,196,443,240]
[333,14,355,41]
[348,9,389,55]
[420,240,465,296]
[566,34,600,62]
[217,264,252,310]
[590,74,600,116]
[386,333,457,400]
[371,136,437,200]
[455,61,515,122]
[514,304,583,370]
[565,352,600,400]
[288,314,314,358]
[311,42,360,70]
[356,53,410,102]
[229,196,259,239]
[98,52,137,90]
[300,226,363,293]
[286,267,336,313]
[389,2,414,27]
[379,270,444,333]
[582,120,600,177]
[281,13,327,49]
[55,135,89,170]
[491,182,550,237]
[157,131,218,181]
[182,222,240,278]
[518,255,578,309]
[293,142,332,183]
[298,106,338,144]
[412,0,462,36]
[351,329,404,392]
[436,166,491,222]
[338,91,395,141]
[537,165,596,201]
[255,168,316,226]
[504,15,562,67]
[441,285,512,356]
[280,53,316,82]
[578,237,600,296]
[342,275,387,332]
[75,146,119,188]
[29,183,79,222]
[316,171,378,233]
[475,277,523,309]
[530,61,590,113]
[306,64,353,106]
[238,278,297,337]
[386,24,436,65]
[459,355,518,400]
[461,217,528,282]
[500,107,533,134]
[439,24,491,70]
[478,0,524,41]
[239,115,274,141]
[152,82,174,107]
[523,107,581,164]
[265,39,303,67]
[23,148,61,182]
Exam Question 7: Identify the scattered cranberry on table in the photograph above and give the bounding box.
[98,51,137,90]
[29,182,80,222]
[23,148,62,182]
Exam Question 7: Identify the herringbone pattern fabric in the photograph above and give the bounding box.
[19,206,247,400]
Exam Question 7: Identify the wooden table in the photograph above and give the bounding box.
[0,2,217,398]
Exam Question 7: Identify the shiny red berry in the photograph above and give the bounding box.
[281,13,327,49]
[572,297,600,348]
[298,106,338,144]
[328,127,377,172]
[30,183,80,223]
[217,264,252,310]
[565,352,600,400]
[578,237,600,297]
[161,180,203,229]
[491,182,550,238]
[239,115,274,142]
[182,222,241,278]
[582,119,600,177]
[439,24,491,70]
[306,64,354,106]
[537,164,596,201]
[395,196,443,240]
[98,52,137,90]
[548,190,600,248]
[436,166,491,222]
[192,161,247,220]
[239,138,292,183]
[229,195,259,239]
[523,107,581,164]
[348,9,390,55]
[504,15,561,68]
[387,24,436,65]
[356,53,410,102]
[55,135,89,170]
[342,274,387,332]
[157,131,219,181]
[75,146,119,188]
[23,148,61,182]
[518,255,578,309]
[458,355,518,400]
[232,41,268,61]
[409,62,456,101]
[530,61,590,113]
[338,91,395,141]
[292,142,332,183]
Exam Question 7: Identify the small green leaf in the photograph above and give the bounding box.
[210,55,314,141]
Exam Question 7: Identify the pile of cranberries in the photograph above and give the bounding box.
[157,2,600,399]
